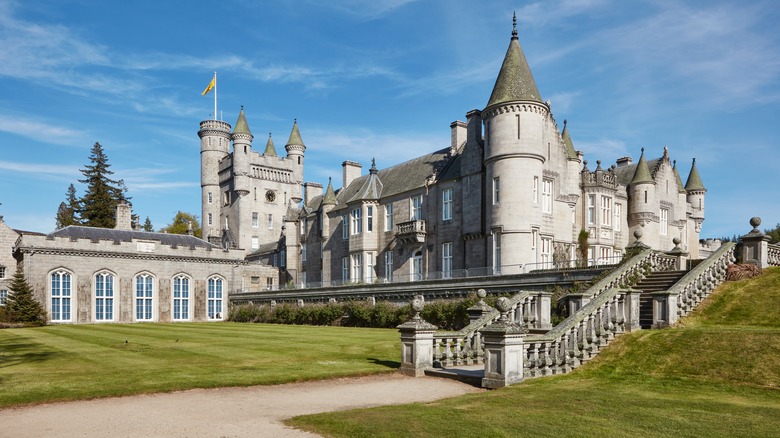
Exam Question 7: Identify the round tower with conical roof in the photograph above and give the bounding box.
[198,115,232,242]
[231,106,254,197]
[482,14,550,270]
[285,119,306,203]
[685,158,706,234]
[627,148,657,240]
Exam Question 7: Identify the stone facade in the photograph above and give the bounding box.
[205,20,707,289]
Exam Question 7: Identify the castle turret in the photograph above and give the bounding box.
[482,13,549,270]
[685,158,706,233]
[263,133,277,157]
[198,115,232,241]
[628,148,657,237]
[231,106,253,197]
[285,119,306,203]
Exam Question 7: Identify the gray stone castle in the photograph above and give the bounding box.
[200,18,706,289]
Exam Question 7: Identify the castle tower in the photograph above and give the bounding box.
[482,14,549,270]
[231,106,254,197]
[627,148,657,242]
[685,158,706,236]
[198,116,232,242]
[285,119,306,204]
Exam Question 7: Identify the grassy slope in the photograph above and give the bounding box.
[289,267,780,438]
[0,323,398,408]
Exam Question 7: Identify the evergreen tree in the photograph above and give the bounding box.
[142,216,154,232]
[766,223,780,244]
[5,267,46,326]
[55,184,80,228]
[78,142,122,228]
[161,211,202,238]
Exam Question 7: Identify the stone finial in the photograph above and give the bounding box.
[634,229,643,241]
[496,297,511,321]
[512,11,518,40]
[750,217,762,234]
[672,237,681,248]
[477,288,487,303]
[411,296,425,320]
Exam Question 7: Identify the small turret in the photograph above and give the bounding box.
[285,119,306,166]
[628,148,657,228]
[263,133,277,157]
[321,177,337,239]
[685,158,706,229]
[232,106,253,196]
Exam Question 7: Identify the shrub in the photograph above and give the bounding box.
[227,303,264,322]
[726,263,762,281]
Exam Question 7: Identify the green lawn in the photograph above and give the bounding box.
[288,267,780,437]
[0,322,398,407]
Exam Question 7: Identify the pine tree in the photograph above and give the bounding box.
[5,267,47,326]
[55,184,80,228]
[142,216,154,232]
[78,142,122,228]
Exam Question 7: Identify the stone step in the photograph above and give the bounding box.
[425,365,484,387]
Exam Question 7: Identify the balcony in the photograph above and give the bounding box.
[395,220,426,245]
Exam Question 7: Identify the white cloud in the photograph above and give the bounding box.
[0,159,78,177]
[0,115,88,145]
[576,138,629,162]
[310,0,419,20]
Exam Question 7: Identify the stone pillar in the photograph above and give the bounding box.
[665,237,689,270]
[480,297,528,389]
[467,289,493,323]
[623,289,642,332]
[397,297,438,377]
[651,291,678,328]
[534,291,552,329]
[740,217,770,268]
[566,293,591,316]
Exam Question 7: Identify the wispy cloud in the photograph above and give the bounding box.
[0,159,78,177]
[0,115,89,145]
[308,0,419,20]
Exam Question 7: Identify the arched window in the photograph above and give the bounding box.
[172,274,190,321]
[135,274,154,321]
[95,271,115,321]
[207,276,224,320]
[51,270,72,322]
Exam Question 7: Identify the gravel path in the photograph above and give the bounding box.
[0,373,482,437]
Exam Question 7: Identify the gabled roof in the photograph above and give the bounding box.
[685,158,706,191]
[263,133,277,156]
[486,13,542,109]
[45,226,218,249]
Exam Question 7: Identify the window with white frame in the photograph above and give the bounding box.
[442,242,453,278]
[366,252,374,282]
[207,276,224,320]
[367,206,373,232]
[531,228,538,262]
[384,251,393,281]
[541,237,552,268]
[384,204,394,231]
[267,214,273,229]
[208,192,213,204]
[493,232,501,273]
[0,266,5,279]
[533,177,539,204]
[252,212,259,228]
[492,177,500,205]
[172,274,190,321]
[411,195,423,220]
[251,236,259,250]
[442,188,453,220]
[94,272,115,321]
[542,179,553,213]
[601,196,612,227]
[342,257,349,281]
[587,194,596,225]
[51,270,72,322]
[660,208,669,236]
[600,246,612,264]
[342,215,349,239]
[412,251,423,281]
[351,253,363,282]
[615,204,622,231]
[0,289,7,306]
[300,217,307,236]
[351,208,362,234]
[135,274,154,321]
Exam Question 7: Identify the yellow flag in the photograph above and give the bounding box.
[202,76,215,95]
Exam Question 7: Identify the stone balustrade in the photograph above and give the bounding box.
[582,249,676,300]
[668,242,736,318]
[768,243,780,266]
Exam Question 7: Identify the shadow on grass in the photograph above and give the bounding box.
[0,340,61,369]
[367,357,400,369]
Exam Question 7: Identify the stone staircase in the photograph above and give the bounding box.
[635,270,689,329]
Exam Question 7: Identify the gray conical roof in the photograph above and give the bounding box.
[286,119,305,147]
[630,148,653,185]
[348,158,383,202]
[233,106,252,136]
[561,120,577,159]
[322,177,337,205]
[263,133,277,157]
[672,160,686,193]
[486,14,542,109]
[685,158,706,191]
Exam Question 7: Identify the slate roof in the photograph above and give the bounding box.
[486,14,543,108]
[685,158,706,191]
[263,133,277,156]
[348,159,384,202]
[322,178,337,205]
[247,241,280,257]
[233,107,252,136]
[561,120,578,160]
[672,161,687,193]
[286,120,305,147]
[46,226,218,249]
[613,157,661,186]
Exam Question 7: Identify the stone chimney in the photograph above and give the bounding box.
[303,182,323,205]
[115,201,133,230]
[342,161,362,190]
[465,109,483,144]
[616,156,633,167]
[450,120,467,155]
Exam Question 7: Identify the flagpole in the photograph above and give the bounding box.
[214,71,218,121]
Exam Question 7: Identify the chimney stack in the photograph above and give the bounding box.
[342,161,362,189]
[115,201,133,230]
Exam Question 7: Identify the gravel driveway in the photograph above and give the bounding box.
[0,373,482,437]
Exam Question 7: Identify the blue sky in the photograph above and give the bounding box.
[0,0,778,238]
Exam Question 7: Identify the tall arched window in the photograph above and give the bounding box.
[172,274,190,321]
[51,270,72,322]
[135,274,154,321]
[95,271,115,321]
[207,276,224,320]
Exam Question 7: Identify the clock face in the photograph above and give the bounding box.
[265,190,276,202]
